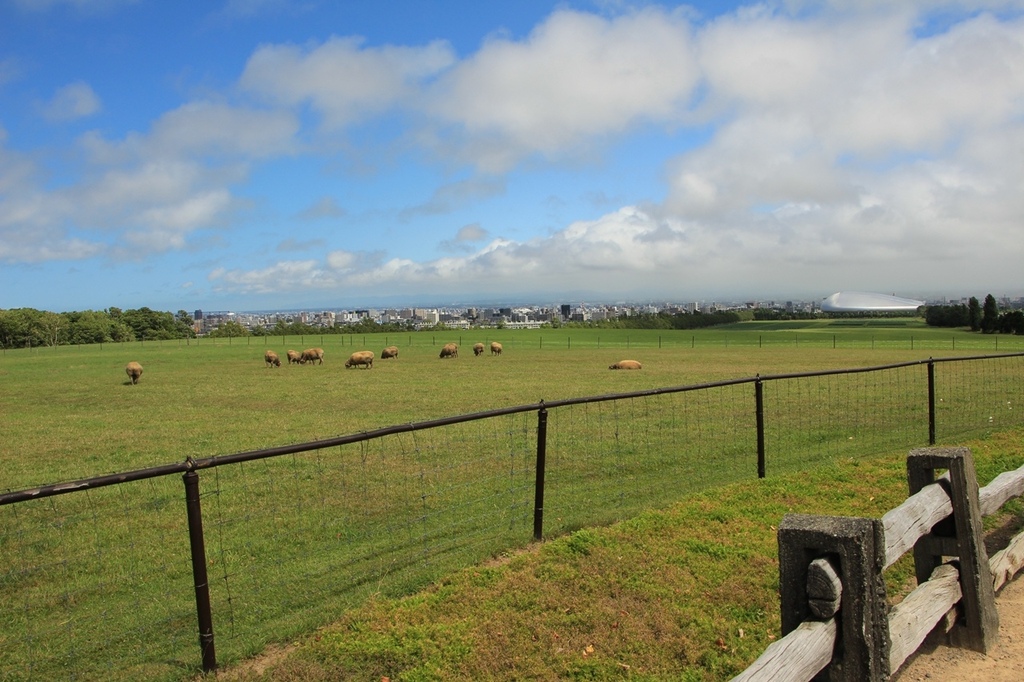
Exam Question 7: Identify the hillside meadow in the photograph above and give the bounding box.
[1,319,1022,681]
[214,427,1024,682]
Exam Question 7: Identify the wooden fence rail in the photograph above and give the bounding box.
[733,447,1024,682]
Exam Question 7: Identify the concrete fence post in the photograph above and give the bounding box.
[907,446,999,653]
[778,514,890,681]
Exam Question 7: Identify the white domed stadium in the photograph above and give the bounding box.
[820,292,925,313]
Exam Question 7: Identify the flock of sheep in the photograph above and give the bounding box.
[257,341,506,371]
[262,347,325,367]
[124,340,641,385]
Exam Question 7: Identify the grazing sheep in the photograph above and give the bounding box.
[286,349,301,364]
[125,361,143,384]
[473,342,485,356]
[381,345,399,359]
[264,350,281,368]
[439,342,459,359]
[609,360,642,370]
[345,350,375,369]
[490,341,503,356]
[300,348,325,365]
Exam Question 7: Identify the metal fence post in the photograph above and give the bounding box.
[183,469,217,673]
[755,376,766,478]
[927,360,936,445]
[533,403,548,541]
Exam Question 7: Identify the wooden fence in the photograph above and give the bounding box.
[733,446,1024,681]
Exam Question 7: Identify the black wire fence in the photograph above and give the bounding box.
[1,353,1022,680]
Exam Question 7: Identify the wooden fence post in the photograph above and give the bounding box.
[778,514,889,681]
[907,446,999,653]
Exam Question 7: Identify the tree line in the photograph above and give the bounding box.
[7,295,1018,349]
[214,317,444,338]
[0,307,196,348]
[924,294,1024,335]
[0,306,755,348]
[555,309,752,330]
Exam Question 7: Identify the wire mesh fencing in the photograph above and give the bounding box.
[542,381,758,538]
[196,415,539,667]
[1,353,1022,681]
[760,363,930,476]
[0,476,196,680]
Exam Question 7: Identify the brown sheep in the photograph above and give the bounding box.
[439,342,459,359]
[609,360,642,370]
[381,345,399,359]
[300,347,324,365]
[473,342,485,356]
[264,350,281,367]
[490,341,503,356]
[125,361,143,384]
[286,349,301,364]
[345,350,375,369]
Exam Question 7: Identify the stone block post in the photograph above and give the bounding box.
[778,514,890,681]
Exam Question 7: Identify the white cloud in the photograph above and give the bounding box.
[439,222,490,253]
[660,5,1024,296]
[454,223,488,242]
[0,58,21,87]
[239,36,456,129]
[425,7,700,171]
[210,208,704,298]
[325,249,356,270]
[124,190,233,251]
[42,81,101,121]
[781,1,1024,12]
[209,259,326,294]
[399,177,505,221]
[81,101,299,163]
[0,129,103,262]
[12,0,139,11]
[218,0,294,19]
[295,196,346,221]
[51,102,298,257]
[277,236,327,251]
[6,2,1024,304]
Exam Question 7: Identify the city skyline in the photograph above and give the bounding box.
[2,1,1024,313]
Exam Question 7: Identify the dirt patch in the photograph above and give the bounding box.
[209,642,298,681]
[892,573,1024,682]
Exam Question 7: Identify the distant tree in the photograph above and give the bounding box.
[122,307,190,340]
[981,294,999,333]
[998,310,1024,335]
[65,310,114,345]
[0,308,61,347]
[34,311,65,347]
[208,320,250,337]
[925,304,969,328]
[175,310,197,338]
[271,320,320,336]
[0,308,34,348]
[968,297,982,331]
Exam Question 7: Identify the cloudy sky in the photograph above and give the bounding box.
[2,0,1023,313]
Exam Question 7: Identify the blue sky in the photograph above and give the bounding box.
[2,0,1024,313]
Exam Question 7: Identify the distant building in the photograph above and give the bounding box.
[821,292,925,312]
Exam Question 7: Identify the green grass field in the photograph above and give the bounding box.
[2,320,1019,489]
[1,320,1022,681]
